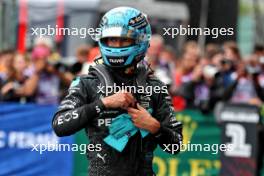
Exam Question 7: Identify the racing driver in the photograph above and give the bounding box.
[52,6,183,176]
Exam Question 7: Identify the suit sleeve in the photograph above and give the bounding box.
[52,77,105,137]
[153,81,183,154]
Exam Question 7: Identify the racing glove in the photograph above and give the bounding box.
[104,109,153,152]
[110,108,153,139]
[109,113,137,139]
[103,129,137,152]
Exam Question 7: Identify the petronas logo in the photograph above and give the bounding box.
[176,114,197,146]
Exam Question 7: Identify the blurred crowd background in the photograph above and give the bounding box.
[0,0,264,114]
[1,36,264,114]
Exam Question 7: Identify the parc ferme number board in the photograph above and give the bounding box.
[218,103,260,176]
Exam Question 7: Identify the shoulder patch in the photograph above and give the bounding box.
[70,77,80,87]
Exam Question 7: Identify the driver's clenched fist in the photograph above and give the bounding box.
[101,91,136,109]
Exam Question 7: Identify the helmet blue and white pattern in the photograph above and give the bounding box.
[94,7,152,68]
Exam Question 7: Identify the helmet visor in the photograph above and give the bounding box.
[100,37,135,48]
[92,26,150,43]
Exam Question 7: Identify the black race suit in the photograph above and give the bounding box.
[52,64,182,176]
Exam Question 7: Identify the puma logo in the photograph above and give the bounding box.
[97,153,107,163]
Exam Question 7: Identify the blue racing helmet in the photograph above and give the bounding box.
[94,7,152,68]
